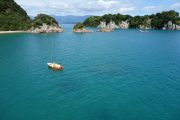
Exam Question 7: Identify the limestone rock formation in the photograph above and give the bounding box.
[98,21,118,29]
[163,21,180,30]
[97,21,118,32]
[119,21,129,29]
[31,23,64,33]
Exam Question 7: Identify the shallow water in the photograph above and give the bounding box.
[0,24,180,120]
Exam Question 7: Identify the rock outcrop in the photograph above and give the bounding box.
[98,21,118,29]
[97,21,117,32]
[176,25,180,30]
[107,21,119,29]
[98,20,129,30]
[31,14,64,33]
[163,21,180,30]
[119,21,129,29]
[98,21,107,29]
[31,23,64,33]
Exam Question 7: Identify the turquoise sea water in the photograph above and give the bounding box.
[0,24,180,120]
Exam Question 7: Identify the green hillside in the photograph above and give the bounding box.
[0,0,31,31]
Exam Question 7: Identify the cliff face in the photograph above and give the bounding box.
[98,21,129,29]
[98,21,118,29]
[0,0,31,30]
[163,21,180,30]
[97,20,180,30]
[119,21,129,29]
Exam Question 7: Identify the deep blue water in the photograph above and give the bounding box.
[0,24,180,120]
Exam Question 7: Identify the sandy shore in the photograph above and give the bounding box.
[0,31,29,34]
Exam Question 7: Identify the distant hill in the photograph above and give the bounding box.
[0,0,31,30]
[54,15,91,24]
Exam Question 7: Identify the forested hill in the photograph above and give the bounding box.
[0,0,31,31]
[83,10,180,29]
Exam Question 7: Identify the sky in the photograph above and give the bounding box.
[15,0,180,16]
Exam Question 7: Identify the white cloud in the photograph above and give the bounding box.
[78,0,117,11]
[170,3,180,9]
[116,7,135,13]
[15,0,136,16]
[14,0,180,16]
[143,2,180,13]
[143,6,159,11]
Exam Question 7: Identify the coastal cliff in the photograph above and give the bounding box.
[97,21,129,31]
[163,21,180,30]
[83,10,180,30]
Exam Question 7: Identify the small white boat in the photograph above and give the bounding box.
[47,63,64,70]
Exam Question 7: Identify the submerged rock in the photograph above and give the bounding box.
[97,28,113,32]
[73,28,93,33]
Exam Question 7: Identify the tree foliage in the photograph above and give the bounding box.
[83,16,101,27]
[150,10,180,29]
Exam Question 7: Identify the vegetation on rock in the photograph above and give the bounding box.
[73,22,84,30]
[32,14,59,28]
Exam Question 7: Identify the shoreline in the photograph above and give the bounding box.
[0,28,179,35]
[0,31,30,34]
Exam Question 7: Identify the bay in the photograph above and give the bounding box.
[0,24,180,120]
